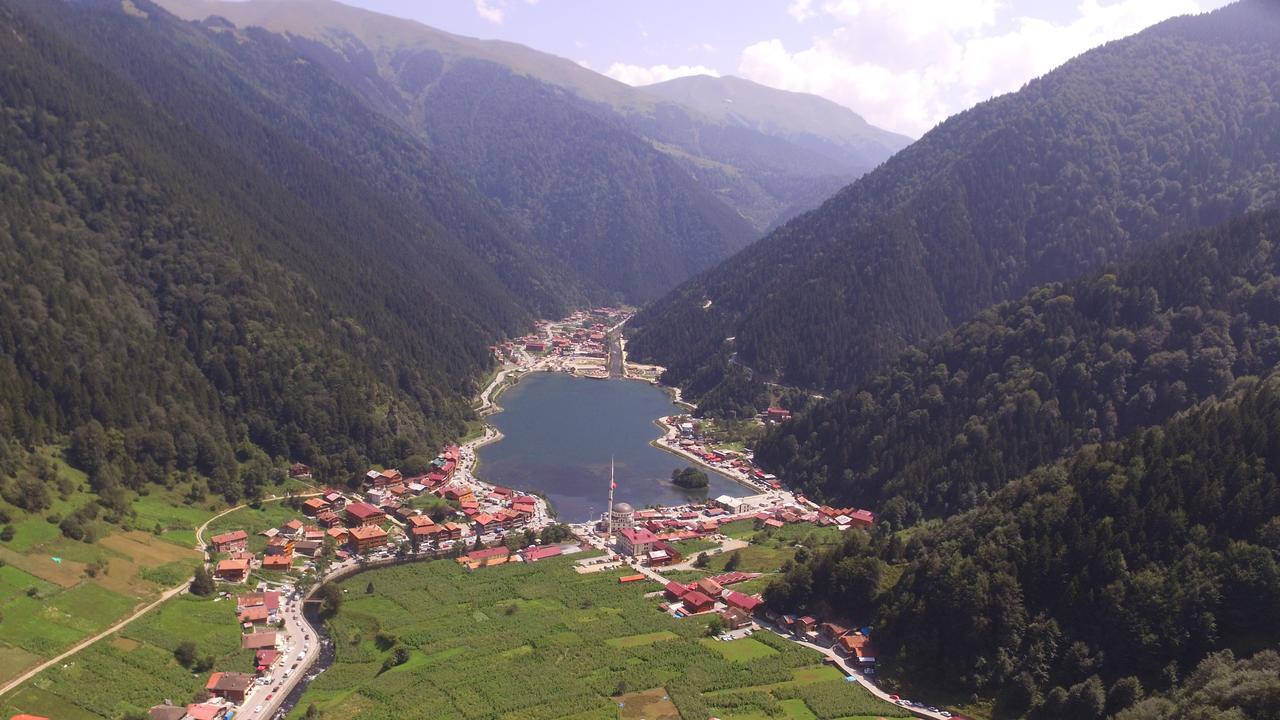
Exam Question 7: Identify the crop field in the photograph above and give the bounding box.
[0,594,253,720]
[288,557,907,720]
[0,525,201,685]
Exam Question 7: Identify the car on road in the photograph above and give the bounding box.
[254,705,263,714]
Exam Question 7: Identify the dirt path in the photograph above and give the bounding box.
[0,491,317,701]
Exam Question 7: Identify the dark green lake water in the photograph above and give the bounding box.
[477,373,746,522]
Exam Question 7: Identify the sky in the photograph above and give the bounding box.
[330,0,1234,137]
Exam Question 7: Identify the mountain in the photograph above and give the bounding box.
[155,0,909,266]
[0,0,573,501]
[627,0,1280,402]
[765,370,1280,715]
[642,74,910,176]
[756,209,1280,520]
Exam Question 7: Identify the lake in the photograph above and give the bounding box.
[476,372,747,522]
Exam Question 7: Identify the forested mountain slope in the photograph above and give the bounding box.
[628,0,1280,400]
[0,0,545,501]
[156,0,908,278]
[765,372,1280,718]
[756,210,1280,519]
[643,74,910,175]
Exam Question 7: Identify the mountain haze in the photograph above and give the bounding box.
[628,0,1280,403]
[157,0,909,242]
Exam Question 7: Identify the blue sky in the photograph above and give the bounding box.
[332,0,1234,136]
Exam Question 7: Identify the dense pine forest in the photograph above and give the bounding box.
[763,372,1280,718]
[627,0,1280,406]
[756,210,1280,519]
[0,0,557,504]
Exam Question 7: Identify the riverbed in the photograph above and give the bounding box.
[478,373,744,522]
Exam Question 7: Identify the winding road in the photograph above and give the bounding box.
[0,491,318,701]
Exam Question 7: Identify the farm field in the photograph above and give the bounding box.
[0,594,253,720]
[0,523,202,686]
[287,557,908,720]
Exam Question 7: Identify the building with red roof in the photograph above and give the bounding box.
[348,524,388,554]
[680,590,716,614]
[204,672,255,703]
[722,590,763,614]
[345,502,385,527]
[215,558,250,582]
[520,545,562,562]
[618,527,658,557]
[210,530,248,553]
[461,546,510,569]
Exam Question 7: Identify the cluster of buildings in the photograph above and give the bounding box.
[770,614,878,667]
[493,308,627,378]
[663,416,783,492]
[143,589,308,720]
[210,512,333,582]
[661,572,765,629]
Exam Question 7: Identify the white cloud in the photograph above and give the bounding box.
[787,0,816,22]
[605,63,721,86]
[739,0,1211,136]
[474,0,504,23]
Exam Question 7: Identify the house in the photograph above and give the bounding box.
[237,591,280,615]
[365,468,403,489]
[255,648,281,672]
[241,631,278,650]
[215,558,250,582]
[680,590,716,614]
[345,502,385,527]
[265,536,294,556]
[694,578,724,597]
[205,671,255,703]
[765,407,792,423]
[348,524,388,554]
[288,463,312,479]
[315,509,343,528]
[794,616,818,634]
[148,706,188,720]
[294,540,322,557]
[326,527,349,544]
[617,527,658,557]
[461,546,510,569]
[322,491,347,509]
[209,530,248,553]
[720,607,752,629]
[261,553,293,571]
[405,515,435,529]
[848,509,875,528]
[819,622,850,643]
[664,581,689,601]
[302,497,330,516]
[238,605,269,624]
[520,545,562,562]
[837,633,877,665]
[722,590,763,614]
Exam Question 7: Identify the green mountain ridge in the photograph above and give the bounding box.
[0,0,565,500]
[756,209,1280,520]
[627,0,1280,401]
[155,0,911,238]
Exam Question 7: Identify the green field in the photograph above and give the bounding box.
[0,595,252,720]
[700,637,778,662]
[287,557,907,720]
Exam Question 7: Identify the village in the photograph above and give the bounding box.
[41,307,947,720]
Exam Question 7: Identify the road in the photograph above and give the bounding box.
[0,491,318,701]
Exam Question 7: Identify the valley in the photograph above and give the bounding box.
[1,1,1279,720]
